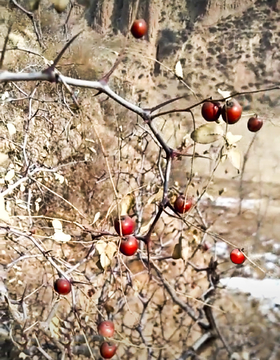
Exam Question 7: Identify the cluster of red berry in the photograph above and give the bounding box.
[98,321,117,359]
[52,19,248,359]
[201,100,263,132]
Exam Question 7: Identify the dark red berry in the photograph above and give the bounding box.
[114,215,135,236]
[54,278,71,295]
[131,19,147,39]
[222,99,242,124]
[247,115,263,132]
[100,342,117,359]
[98,321,115,338]
[174,195,192,214]
[201,101,221,122]
[230,248,245,265]
[120,235,138,256]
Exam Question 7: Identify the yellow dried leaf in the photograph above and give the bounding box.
[105,242,117,260]
[100,253,110,269]
[50,316,60,339]
[228,147,242,172]
[96,240,107,254]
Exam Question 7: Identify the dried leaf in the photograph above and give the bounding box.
[49,316,60,339]
[7,123,16,136]
[92,211,100,225]
[52,219,71,242]
[100,253,110,269]
[147,189,163,205]
[226,132,242,145]
[175,60,183,79]
[52,232,71,242]
[218,88,232,99]
[191,123,224,144]
[120,194,135,215]
[228,147,242,172]
[96,240,107,254]
[172,242,182,259]
[19,352,29,359]
[105,242,117,260]
[4,169,14,182]
[54,173,64,184]
[52,219,63,232]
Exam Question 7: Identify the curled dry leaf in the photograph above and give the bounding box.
[100,253,111,269]
[175,60,183,79]
[218,88,232,99]
[52,219,63,232]
[52,219,71,242]
[120,194,135,215]
[52,232,71,242]
[227,147,242,172]
[225,132,242,145]
[96,240,117,269]
[191,123,224,144]
[96,240,107,254]
[92,211,100,225]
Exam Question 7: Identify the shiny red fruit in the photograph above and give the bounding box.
[98,321,115,338]
[201,101,221,122]
[54,278,71,295]
[100,342,117,359]
[247,115,263,132]
[230,248,245,265]
[174,195,192,214]
[114,215,135,236]
[120,235,138,256]
[222,99,242,124]
[131,19,147,39]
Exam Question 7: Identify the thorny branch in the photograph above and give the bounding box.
[0,24,273,360]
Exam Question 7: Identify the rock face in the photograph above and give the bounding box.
[197,0,257,24]
[84,0,280,99]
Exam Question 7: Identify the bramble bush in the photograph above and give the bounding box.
[0,1,279,360]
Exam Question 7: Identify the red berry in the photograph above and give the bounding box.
[98,321,115,338]
[222,99,242,124]
[100,342,117,359]
[54,278,71,295]
[114,215,135,236]
[230,248,246,265]
[174,195,192,214]
[201,101,221,122]
[247,115,263,132]
[120,235,138,256]
[131,19,147,39]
